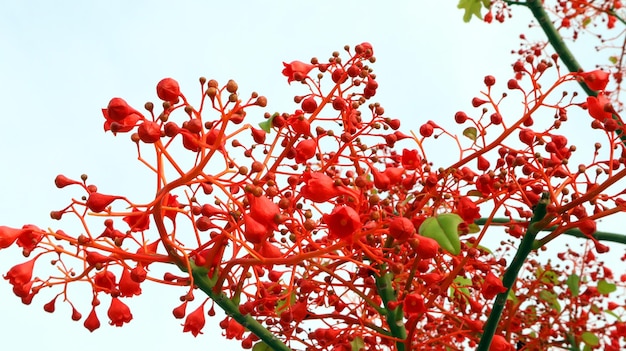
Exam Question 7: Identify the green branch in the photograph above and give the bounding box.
[476,193,549,351]
[190,264,293,351]
[375,266,407,351]
[475,218,626,246]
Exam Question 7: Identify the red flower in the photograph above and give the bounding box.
[3,258,35,288]
[282,61,315,83]
[243,214,271,244]
[119,268,142,297]
[489,335,513,351]
[84,307,101,332]
[403,293,426,316]
[457,196,481,223]
[93,271,117,292]
[156,78,181,102]
[222,317,246,340]
[247,194,280,231]
[586,94,613,121]
[482,272,507,299]
[412,235,440,259]
[15,224,43,253]
[86,192,124,213]
[301,172,345,203]
[183,303,206,337]
[107,297,133,326]
[123,208,150,232]
[163,194,181,221]
[401,149,421,170]
[295,138,317,164]
[388,217,415,242]
[288,112,311,135]
[102,97,142,134]
[580,70,610,91]
[323,205,361,241]
[137,121,162,143]
[0,226,26,249]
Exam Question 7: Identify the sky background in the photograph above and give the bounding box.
[0,1,623,350]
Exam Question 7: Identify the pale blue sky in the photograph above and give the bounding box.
[0,1,622,350]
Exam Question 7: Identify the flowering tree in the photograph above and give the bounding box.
[2,1,626,350]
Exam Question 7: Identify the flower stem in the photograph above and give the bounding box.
[189,263,293,351]
[476,193,550,351]
[374,266,407,351]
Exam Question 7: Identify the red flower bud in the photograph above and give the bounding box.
[86,192,123,213]
[137,121,162,143]
[295,138,317,164]
[83,307,101,332]
[156,78,181,102]
[580,69,610,91]
[388,217,415,242]
[482,272,507,299]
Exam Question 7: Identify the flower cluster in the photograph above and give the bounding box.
[1,38,625,351]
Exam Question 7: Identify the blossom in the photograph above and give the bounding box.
[411,235,440,259]
[221,317,245,340]
[3,258,35,288]
[401,149,421,170]
[156,77,181,102]
[482,272,507,299]
[294,138,317,164]
[243,214,271,244]
[457,196,481,223]
[183,303,206,337]
[107,297,133,327]
[86,192,124,213]
[586,94,613,121]
[388,217,415,242]
[123,208,150,232]
[93,271,117,292]
[300,172,346,203]
[282,61,315,83]
[118,268,142,297]
[0,226,26,249]
[323,205,361,241]
[489,335,513,351]
[102,97,142,134]
[580,69,610,91]
[403,293,426,316]
[247,194,280,230]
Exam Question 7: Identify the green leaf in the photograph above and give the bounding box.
[598,279,616,294]
[457,0,484,22]
[610,56,619,64]
[252,342,273,351]
[463,127,478,140]
[258,112,278,133]
[419,213,463,255]
[351,336,365,351]
[566,274,580,297]
[581,331,599,347]
[605,309,622,321]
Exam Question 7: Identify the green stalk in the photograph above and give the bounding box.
[474,218,626,246]
[476,194,549,351]
[374,266,407,351]
[190,264,293,351]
